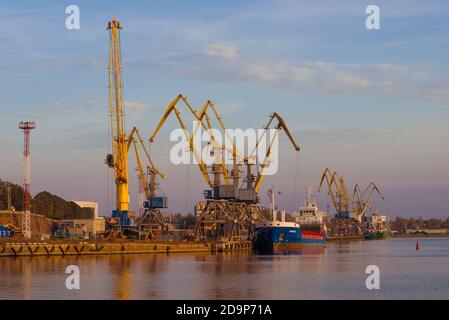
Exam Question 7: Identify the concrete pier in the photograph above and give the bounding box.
[0,239,252,258]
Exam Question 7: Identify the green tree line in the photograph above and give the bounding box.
[390,216,449,231]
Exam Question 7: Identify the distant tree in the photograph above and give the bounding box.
[390,217,407,231]
[390,216,448,231]
[0,179,26,211]
[407,217,417,229]
[428,218,441,229]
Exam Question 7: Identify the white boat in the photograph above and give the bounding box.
[293,186,327,232]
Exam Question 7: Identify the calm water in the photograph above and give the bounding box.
[1,238,449,300]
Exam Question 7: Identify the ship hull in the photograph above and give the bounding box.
[365,231,389,240]
[254,224,326,254]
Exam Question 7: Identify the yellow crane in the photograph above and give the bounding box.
[128,127,168,229]
[253,113,300,193]
[353,182,384,219]
[128,127,166,199]
[242,112,300,200]
[150,94,223,188]
[317,168,351,218]
[194,101,230,186]
[194,100,246,187]
[105,17,131,226]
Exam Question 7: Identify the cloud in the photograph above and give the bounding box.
[297,126,405,146]
[124,101,148,111]
[1,1,448,105]
[132,41,449,101]
[15,102,90,119]
[203,43,238,60]
[68,127,108,150]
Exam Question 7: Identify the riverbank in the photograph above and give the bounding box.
[392,232,449,239]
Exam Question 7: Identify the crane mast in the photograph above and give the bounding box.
[106,17,130,226]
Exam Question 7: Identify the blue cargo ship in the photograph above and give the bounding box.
[254,221,326,253]
[253,186,326,254]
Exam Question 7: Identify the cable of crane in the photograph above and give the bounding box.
[185,164,192,214]
[107,106,112,218]
[294,150,300,210]
[188,165,192,211]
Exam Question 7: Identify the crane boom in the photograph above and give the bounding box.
[194,100,247,185]
[318,169,350,215]
[353,182,384,217]
[195,100,245,161]
[132,138,149,199]
[128,127,166,178]
[128,126,167,201]
[249,113,300,162]
[252,113,300,193]
[150,95,213,187]
[318,168,339,210]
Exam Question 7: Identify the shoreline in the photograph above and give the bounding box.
[391,233,449,239]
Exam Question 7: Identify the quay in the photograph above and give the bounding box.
[327,236,364,241]
[0,239,252,258]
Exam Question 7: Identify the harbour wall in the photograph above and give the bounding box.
[0,239,252,258]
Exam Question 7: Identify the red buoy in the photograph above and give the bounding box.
[416,239,419,250]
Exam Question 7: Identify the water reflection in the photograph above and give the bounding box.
[1,238,449,299]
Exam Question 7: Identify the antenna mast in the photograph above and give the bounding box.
[19,121,36,239]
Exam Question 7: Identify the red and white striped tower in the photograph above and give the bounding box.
[19,121,36,239]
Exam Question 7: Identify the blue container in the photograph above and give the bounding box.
[0,226,13,238]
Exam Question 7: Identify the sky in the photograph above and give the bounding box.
[0,0,448,218]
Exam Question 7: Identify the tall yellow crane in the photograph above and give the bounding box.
[105,17,130,227]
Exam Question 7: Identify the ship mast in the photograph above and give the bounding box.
[270,186,276,221]
[306,185,312,204]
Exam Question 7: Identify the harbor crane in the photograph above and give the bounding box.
[352,182,384,219]
[194,100,246,188]
[241,112,300,202]
[127,127,168,228]
[151,97,300,203]
[317,168,351,218]
[150,97,300,239]
[150,94,214,187]
[150,95,238,193]
[105,17,131,228]
[317,168,369,237]
[105,18,168,235]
